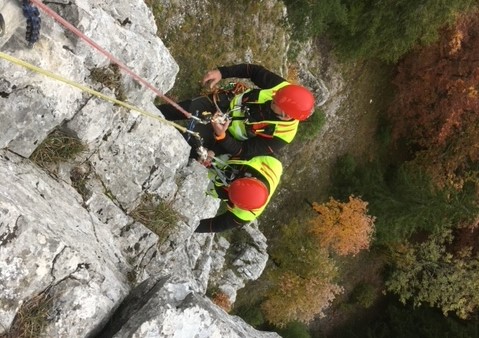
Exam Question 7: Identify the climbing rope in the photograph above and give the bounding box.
[22,0,41,47]
[29,0,198,122]
[0,51,201,140]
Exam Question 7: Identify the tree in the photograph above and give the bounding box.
[263,218,343,327]
[329,0,476,62]
[309,196,375,256]
[386,229,479,319]
[261,271,343,327]
[388,12,479,188]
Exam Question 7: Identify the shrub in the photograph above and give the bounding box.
[331,155,479,245]
[328,0,476,62]
[388,12,479,190]
[261,271,343,327]
[233,305,265,328]
[263,218,343,327]
[276,321,312,338]
[349,282,377,309]
[296,109,326,142]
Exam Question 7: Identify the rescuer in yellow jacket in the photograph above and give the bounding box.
[157,64,315,160]
[195,155,282,233]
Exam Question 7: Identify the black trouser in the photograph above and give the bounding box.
[156,93,232,157]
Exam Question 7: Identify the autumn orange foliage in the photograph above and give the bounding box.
[309,196,375,256]
[211,291,232,313]
[388,12,479,188]
[261,271,343,327]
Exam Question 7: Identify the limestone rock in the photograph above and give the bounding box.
[0,0,276,336]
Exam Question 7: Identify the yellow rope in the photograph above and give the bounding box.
[0,51,197,137]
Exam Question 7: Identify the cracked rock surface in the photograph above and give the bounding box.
[0,0,277,336]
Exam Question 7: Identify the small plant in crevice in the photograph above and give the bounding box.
[1,291,54,338]
[90,63,127,102]
[208,290,232,313]
[30,129,86,170]
[130,194,180,245]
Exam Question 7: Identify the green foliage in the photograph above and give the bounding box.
[283,0,348,41]
[269,218,335,276]
[386,229,479,319]
[349,282,377,309]
[262,218,343,326]
[296,108,326,142]
[338,0,476,61]
[30,129,86,169]
[130,194,180,244]
[233,304,265,328]
[285,0,476,62]
[276,321,312,338]
[330,300,479,338]
[332,155,479,245]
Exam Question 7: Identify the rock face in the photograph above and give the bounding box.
[0,0,277,337]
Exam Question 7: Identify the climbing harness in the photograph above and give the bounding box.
[22,0,41,47]
[194,81,250,126]
[209,155,239,188]
[29,0,197,122]
[0,51,201,141]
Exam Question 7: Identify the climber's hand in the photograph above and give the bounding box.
[202,69,222,89]
[211,113,230,138]
[199,150,215,168]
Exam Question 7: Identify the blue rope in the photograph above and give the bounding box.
[22,0,41,47]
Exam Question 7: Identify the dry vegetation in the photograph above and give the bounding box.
[130,194,181,245]
[145,0,290,100]
[30,129,86,170]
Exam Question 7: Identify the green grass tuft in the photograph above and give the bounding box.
[131,194,180,244]
[30,130,86,169]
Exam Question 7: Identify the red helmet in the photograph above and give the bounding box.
[228,177,269,210]
[273,85,315,121]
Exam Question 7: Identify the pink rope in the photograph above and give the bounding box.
[30,0,192,118]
